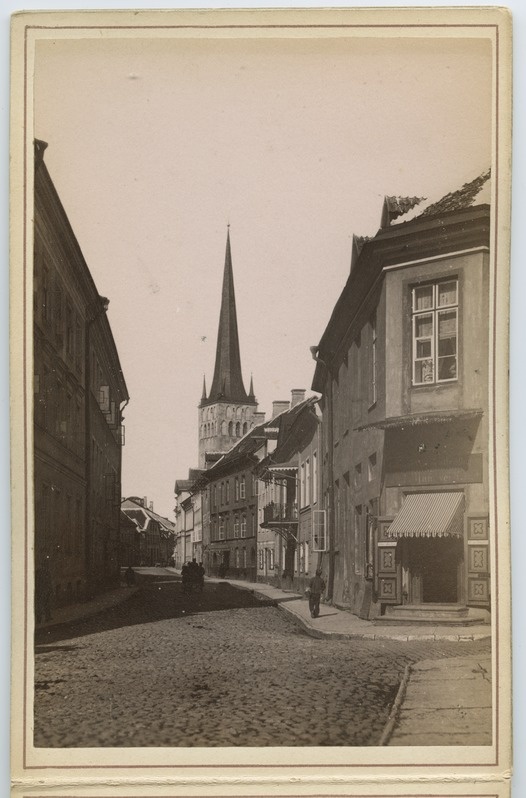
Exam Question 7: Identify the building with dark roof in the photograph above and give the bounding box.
[312,171,491,622]
[121,497,175,566]
[33,139,129,606]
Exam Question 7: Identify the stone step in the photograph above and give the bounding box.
[377,604,489,626]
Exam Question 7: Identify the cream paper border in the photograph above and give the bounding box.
[9,6,512,795]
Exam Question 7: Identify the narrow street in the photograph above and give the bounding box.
[34,571,491,748]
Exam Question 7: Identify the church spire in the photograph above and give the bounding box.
[248,373,255,402]
[201,374,207,401]
[205,228,249,405]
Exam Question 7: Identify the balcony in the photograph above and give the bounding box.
[262,502,298,525]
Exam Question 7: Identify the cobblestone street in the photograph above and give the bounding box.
[34,572,491,747]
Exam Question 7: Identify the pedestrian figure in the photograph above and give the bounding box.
[181,562,190,594]
[124,566,135,587]
[308,568,326,618]
[198,561,205,592]
[35,559,53,624]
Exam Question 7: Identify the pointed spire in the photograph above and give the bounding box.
[206,228,249,404]
[248,373,255,401]
[201,375,207,401]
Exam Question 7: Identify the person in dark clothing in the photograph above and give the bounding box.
[124,566,135,587]
[308,569,326,618]
[181,562,190,594]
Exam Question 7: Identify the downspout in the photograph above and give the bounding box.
[310,346,335,603]
[117,398,129,577]
[84,296,109,599]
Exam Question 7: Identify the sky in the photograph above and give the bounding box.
[33,32,492,520]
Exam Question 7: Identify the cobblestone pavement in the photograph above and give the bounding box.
[34,573,491,748]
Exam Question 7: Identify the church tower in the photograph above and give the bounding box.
[198,228,260,468]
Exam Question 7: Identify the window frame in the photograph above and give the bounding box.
[411,278,459,387]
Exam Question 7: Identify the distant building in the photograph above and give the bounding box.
[256,394,320,593]
[33,139,129,605]
[312,171,491,621]
[121,497,175,566]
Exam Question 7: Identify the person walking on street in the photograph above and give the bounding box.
[308,568,326,618]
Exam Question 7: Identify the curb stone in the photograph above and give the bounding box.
[378,663,412,745]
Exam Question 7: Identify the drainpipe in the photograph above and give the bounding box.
[84,296,109,599]
[310,346,335,603]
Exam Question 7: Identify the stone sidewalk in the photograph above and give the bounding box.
[201,573,491,642]
[381,654,492,746]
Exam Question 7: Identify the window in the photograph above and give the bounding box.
[258,548,264,570]
[312,451,318,505]
[300,462,306,508]
[368,452,377,482]
[225,480,230,503]
[235,548,240,568]
[218,520,225,540]
[354,505,363,575]
[305,458,311,507]
[412,279,458,385]
[234,517,240,538]
[235,478,239,501]
[354,463,362,489]
[240,475,246,500]
[269,547,275,570]
[241,515,247,538]
[370,311,377,405]
[242,548,247,568]
[312,510,327,551]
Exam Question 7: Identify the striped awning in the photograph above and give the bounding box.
[387,492,464,539]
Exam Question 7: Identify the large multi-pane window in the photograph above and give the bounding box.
[412,279,458,385]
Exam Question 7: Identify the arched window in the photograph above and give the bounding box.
[242,422,248,435]
[228,421,233,435]
[235,422,241,436]
[222,420,227,435]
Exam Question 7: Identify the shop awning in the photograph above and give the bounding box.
[387,492,464,539]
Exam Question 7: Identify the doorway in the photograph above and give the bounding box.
[402,537,463,604]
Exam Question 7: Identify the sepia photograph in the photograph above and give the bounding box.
[9,5,513,794]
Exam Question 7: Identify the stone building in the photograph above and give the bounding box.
[121,497,175,566]
[312,172,491,622]
[33,139,129,605]
[256,394,320,594]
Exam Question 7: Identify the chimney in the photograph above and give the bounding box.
[253,412,266,426]
[291,389,306,407]
[143,496,147,508]
[272,400,290,418]
[149,501,154,512]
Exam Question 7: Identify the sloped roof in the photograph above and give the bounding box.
[121,498,175,533]
[381,195,424,227]
[391,169,490,225]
